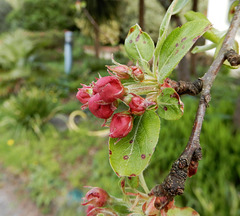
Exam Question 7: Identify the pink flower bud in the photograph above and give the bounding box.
[82,187,110,207]
[130,66,144,81]
[88,93,116,119]
[76,86,92,104]
[93,76,125,103]
[107,65,130,80]
[109,113,133,138]
[129,94,146,115]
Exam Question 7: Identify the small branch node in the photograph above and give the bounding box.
[225,49,240,66]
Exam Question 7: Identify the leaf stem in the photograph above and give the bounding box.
[139,172,149,194]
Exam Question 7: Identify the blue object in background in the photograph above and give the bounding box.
[67,188,83,204]
[64,31,73,74]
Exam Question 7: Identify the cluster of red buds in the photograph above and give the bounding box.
[76,64,155,139]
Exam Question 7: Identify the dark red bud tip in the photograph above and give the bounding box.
[93,76,125,103]
[130,66,144,81]
[109,113,133,138]
[188,161,199,177]
[88,93,116,119]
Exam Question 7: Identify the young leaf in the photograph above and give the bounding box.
[157,88,184,120]
[126,176,139,189]
[167,206,199,216]
[172,0,190,15]
[191,43,217,54]
[158,20,211,82]
[109,110,160,177]
[184,11,220,43]
[154,0,190,73]
[125,24,154,62]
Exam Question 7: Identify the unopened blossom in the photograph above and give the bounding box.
[93,76,125,103]
[109,112,133,138]
[82,187,110,207]
[107,65,130,80]
[76,85,92,104]
[129,94,146,115]
[88,93,116,119]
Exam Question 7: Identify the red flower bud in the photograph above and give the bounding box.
[76,86,92,104]
[93,76,125,103]
[109,113,133,138]
[82,187,110,207]
[107,65,130,79]
[88,93,116,119]
[129,94,146,115]
[130,66,144,81]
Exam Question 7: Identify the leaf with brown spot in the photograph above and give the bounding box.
[125,24,154,62]
[167,206,199,216]
[157,87,184,120]
[158,20,211,82]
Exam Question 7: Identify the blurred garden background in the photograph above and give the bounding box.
[0,0,239,215]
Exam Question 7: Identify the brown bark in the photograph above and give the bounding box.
[139,0,145,30]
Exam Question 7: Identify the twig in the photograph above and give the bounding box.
[150,2,240,210]
[167,78,203,96]
[225,49,240,66]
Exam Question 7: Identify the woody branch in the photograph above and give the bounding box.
[150,2,240,210]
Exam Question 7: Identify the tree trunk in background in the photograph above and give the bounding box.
[190,0,199,76]
[94,27,100,58]
[233,97,240,130]
[139,0,145,30]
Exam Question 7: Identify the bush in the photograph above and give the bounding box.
[7,0,77,31]
[0,86,61,137]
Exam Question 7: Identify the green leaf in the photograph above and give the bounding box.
[154,0,190,73]
[167,206,200,216]
[126,176,139,189]
[157,88,184,120]
[172,0,190,15]
[184,11,220,43]
[125,24,154,62]
[158,20,211,82]
[228,0,239,22]
[109,110,160,177]
[191,43,217,54]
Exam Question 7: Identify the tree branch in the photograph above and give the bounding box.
[150,2,240,210]
[167,78,203,96]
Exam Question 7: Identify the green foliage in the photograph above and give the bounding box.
[157,88,183,120]
[0,29,48,97]
[0,0,12,33]
[158,19,211,82]
[167,206,199,216]
[0,87,60,137]
[125,24,154,62]
[7,0,76,31]
[83,0,120,24]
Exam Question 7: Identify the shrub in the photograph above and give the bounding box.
[0,86,61,137]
